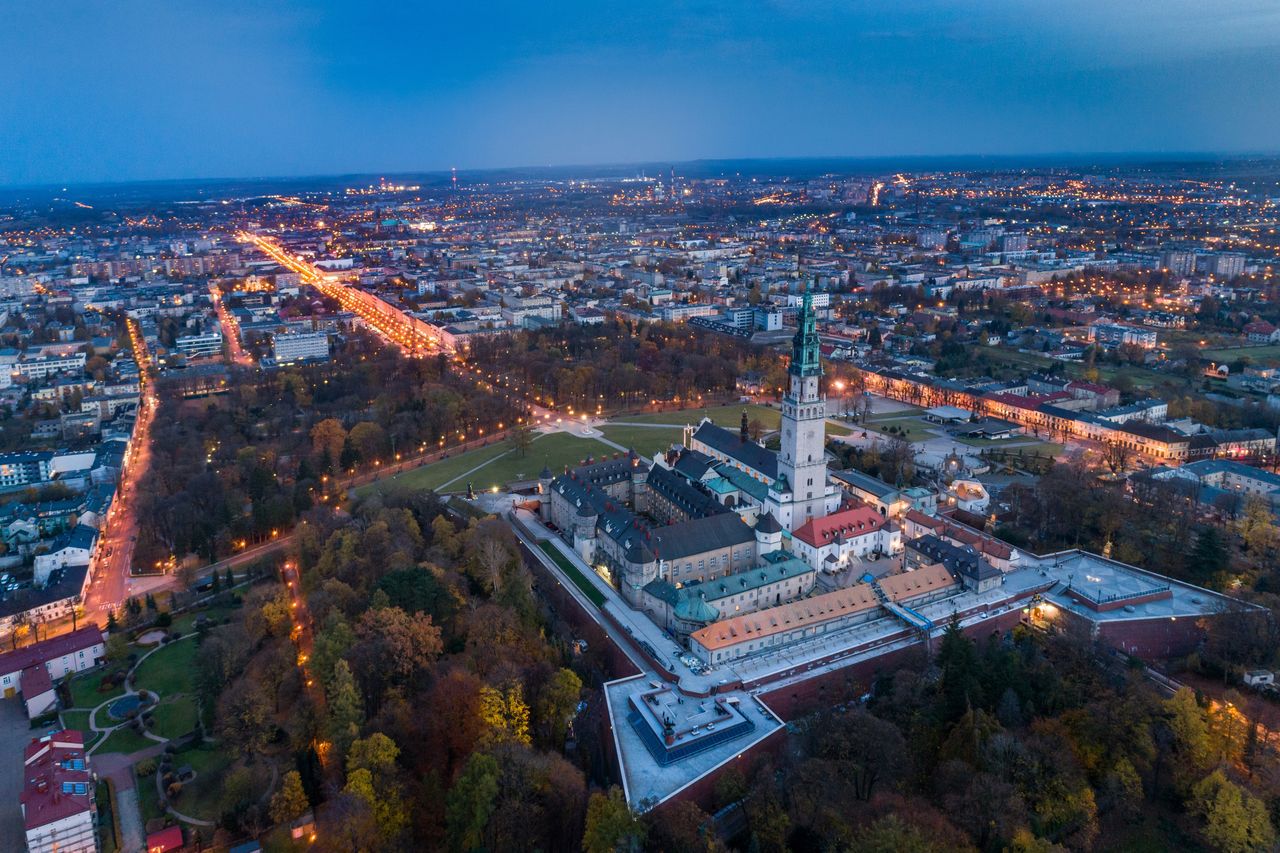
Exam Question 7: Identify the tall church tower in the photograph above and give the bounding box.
[775,292,831,529]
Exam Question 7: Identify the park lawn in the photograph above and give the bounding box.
[151,696,200,740]
[355,439,514,496]
[97,725,155,755]
[1201,343,1280,363]
[538,540,605,607]
[59,709,99,744]
[459,431,612,491]
[598,425,683,458]
[135,769,167,824]
[171,744,236,822]
[824,420,854,437]
[615,404,781,430]
[864,417,936,442]
[171,603,235,635]
[132,638,200,698]
[68,667,127,709]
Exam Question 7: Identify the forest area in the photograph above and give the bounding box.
[133,331,520,568]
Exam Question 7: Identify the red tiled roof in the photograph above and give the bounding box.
[147,825,184,852]
[0,624,102,676]
[20,731,92,832]
[21,664,52,698]
[905,509,942,530]
[793,505,886,548]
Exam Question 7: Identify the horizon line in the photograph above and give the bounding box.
[4,148,1280,195]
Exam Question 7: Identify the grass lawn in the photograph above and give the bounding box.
[61,708,92,732]
[97,725,155,755]
[615,403,781,430]
[454,432,611,491]
[598,425,683,457]
[171,744,236,822]
[1201,343,1280,363]
[132,638,199,698]
[824,420,854,437]
[135,769,166,824]
[68,668,127,709]
[59,710,101,746]
[171,604,234,636]
[359,431,614,495]
[151,696,200,740]
[355,440,514,496]
[538,540,605,606]
[864,417,936,442]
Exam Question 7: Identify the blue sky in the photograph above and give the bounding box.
[2,0,1279,185]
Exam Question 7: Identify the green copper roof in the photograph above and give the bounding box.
[790,290,823,378]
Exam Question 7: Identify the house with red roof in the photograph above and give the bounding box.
[791,505,902,573]
[146,825,185,853]
[1243,321,1279,344]
[0,624,104,715]
[21,729,96,853]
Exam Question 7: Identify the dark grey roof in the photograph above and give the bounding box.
[672,449,717,482]
[754,510,782,535]
[692,420,777,480]
[831,468,897,499]
[647,466,726,521]
[0,564,87,619]
[908,534,1000,581]
[652,513,755,561]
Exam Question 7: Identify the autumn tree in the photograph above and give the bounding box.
[270,770,310,825]
[479,680,531,746]
[535,668,583,748]
[1189,770,1276,853]
[348,421,388,463]
[582,787,645,853]
[311,414,348,461]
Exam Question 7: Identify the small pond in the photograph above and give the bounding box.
[107,694,144,721]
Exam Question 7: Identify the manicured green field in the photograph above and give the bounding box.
[613,404,781,430]
[355,440,514,495]
[151,696,200,740]
[360,431,618,495]
[97,725,155,755]
[135,770,166,823]
[132,638,199,697]
[68,668,127,709]
[59,710,99,746]
[1201,344,1280,363]
[459,432,614,489]
[538,540,605,606]
[598,425,684,457]
[173,744,237,821]
[864,417,937,442]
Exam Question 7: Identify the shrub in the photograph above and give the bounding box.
[166,782,182,799]
[136,758,157,777]
[155,612,172,628]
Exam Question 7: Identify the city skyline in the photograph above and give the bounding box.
[4,0,1280,186]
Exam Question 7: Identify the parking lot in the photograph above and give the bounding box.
[0,697,37,845]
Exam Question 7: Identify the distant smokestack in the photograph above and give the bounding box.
[740,409,749,444]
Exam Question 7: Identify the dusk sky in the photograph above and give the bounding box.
[4,0,1280,186]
